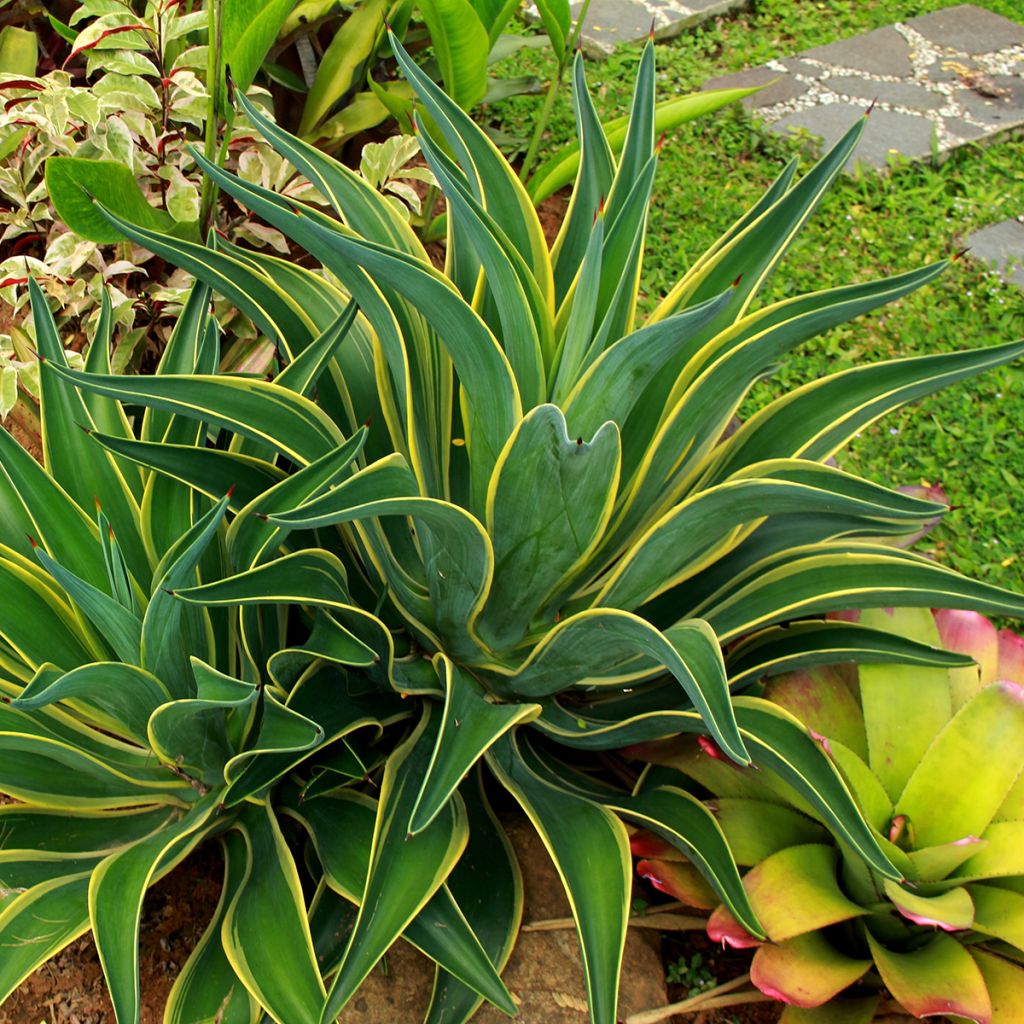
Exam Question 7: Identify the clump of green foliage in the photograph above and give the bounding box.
[1,28,1023,1024]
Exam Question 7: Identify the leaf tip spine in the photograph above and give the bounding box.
[952,246,971,263]
[865,97,877,116]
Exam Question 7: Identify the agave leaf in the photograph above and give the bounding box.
[88,794,219,1024]
[725,618,973,690]
[751,931,871,1008]
[0,430,109,592]
[274,300,360,398]
[44,362,345,465]
[710,338,1024,482]
[909,838,989,882]
[562,286,735,435]
[142,494,228,698]
[0,805,176,854]
[92,432,286,511]
[594,462,944,614]
[146,662,260,786]
[655,114,866,320]
[0,874,92,1002]
[388,31,553,310]
[222,803,326,1024]
[288,787,515,1013]
[480,405,620,650]
[30,543,142,664]
[229,427,368,569]
[409,657,540,833]
[503,610,748,765]
[90,207,317,356]
[321,705,470,1022]
[487,730,630,1024]
[31,280,149,583]
[698,544,1024,643]
[866,932,991,1023]
[267,611,377,690]
[613,784,761,938]
[424,766,524,1024]
[0,553,99,670]
[12,663,169,746]
[415,115,550,401]
[81,289,134,448]
[896,682,1024,848]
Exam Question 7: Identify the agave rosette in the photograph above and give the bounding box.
[631,607,1024,1023]
[4,30,1024,1024]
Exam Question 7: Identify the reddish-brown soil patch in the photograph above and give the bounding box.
[1,844,223,1024]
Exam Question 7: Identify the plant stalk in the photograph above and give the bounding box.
[518,0,594,185]
[625,974,772,1024]
[199,0,224,233]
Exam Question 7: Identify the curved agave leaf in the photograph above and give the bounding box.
[321,705,470,1022]
[164,831,255,1024]
[501,610,748,766]
[487,729,631,1024]
[12,663,169,745]
[409,657,540,833]
[222,803,326,1024]
[725,619,974,690]
[424,767,524,1024]
[89,794,219,1024]
[287,785,515,1014]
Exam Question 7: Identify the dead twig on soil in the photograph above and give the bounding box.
[522,912,707,933]
[624,973,774,1024]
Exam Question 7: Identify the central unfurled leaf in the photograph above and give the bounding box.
[481,404,620,650]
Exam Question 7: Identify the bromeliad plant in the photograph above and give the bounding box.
[6,30,1024,1024]
[629,607,1024,1024]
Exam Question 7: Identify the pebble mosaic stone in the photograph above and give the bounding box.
[701,4,1024,170]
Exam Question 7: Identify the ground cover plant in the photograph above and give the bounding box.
[631,607,1024,1022]
[488,0,1024,599]
[4,20,1024,1023]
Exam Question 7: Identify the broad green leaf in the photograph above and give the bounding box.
[481,405,620,650]
[969,884,1024,949]
[165,832,255,1024]
[531,0,569,56]
[223,0,296,92]
[0,25,38,75]
[751,932,870,1009]
[321,706,470,1022]
[896,681,1024,848]
[866,932,991,1022]
[503,610,748,766]
[13,663,169,746]
[882,879,974,930]
[223,804,326,1023]
[298,0,388,135]
[409,657,540,833]
[487,730,630,1024]
[89,796,218,1024]
[419,0,490,109]
[44,158,173,244]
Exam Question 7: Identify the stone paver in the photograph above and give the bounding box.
[703,4,1024,170]
[966,218,1024,288]
[527,0,750,58]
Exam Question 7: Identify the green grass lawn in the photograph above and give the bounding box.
[489,0,1024,595]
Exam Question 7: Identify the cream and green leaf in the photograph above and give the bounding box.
[1,30,1023,1024]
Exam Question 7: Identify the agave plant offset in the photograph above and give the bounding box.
[630,607,1024,1024]
[5,30,1024,1024]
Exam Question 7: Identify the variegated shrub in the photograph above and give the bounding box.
[630,607,1024,1024]
[3,31,1024,1024]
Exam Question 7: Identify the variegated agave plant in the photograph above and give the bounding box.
[630,607,1024,1024]
[4,31,1024,1024]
